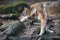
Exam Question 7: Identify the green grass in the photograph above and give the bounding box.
[0,1,29,14]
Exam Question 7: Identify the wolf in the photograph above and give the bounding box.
[19,1,60,36]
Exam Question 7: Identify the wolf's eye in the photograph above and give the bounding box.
[26,9,31,14]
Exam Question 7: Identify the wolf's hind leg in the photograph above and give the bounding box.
[46,20,54,33]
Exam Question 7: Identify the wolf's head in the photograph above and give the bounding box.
[19,5,36,22]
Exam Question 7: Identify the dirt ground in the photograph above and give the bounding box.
[0,18,60,40]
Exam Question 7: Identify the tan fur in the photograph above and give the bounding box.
[26,1,60,36]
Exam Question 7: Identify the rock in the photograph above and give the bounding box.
[0,21,25,40]
[0,24,9,31]
[0,22,3,26]
[0,14,10,19]
[2,21,25,35]
[0,14,19,19]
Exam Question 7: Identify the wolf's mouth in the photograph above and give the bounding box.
[20,16,30,22]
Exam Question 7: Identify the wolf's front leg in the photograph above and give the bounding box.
[39,19,47,36]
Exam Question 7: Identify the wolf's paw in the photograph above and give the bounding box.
[39,32,43,36]
[46,30,54,33]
